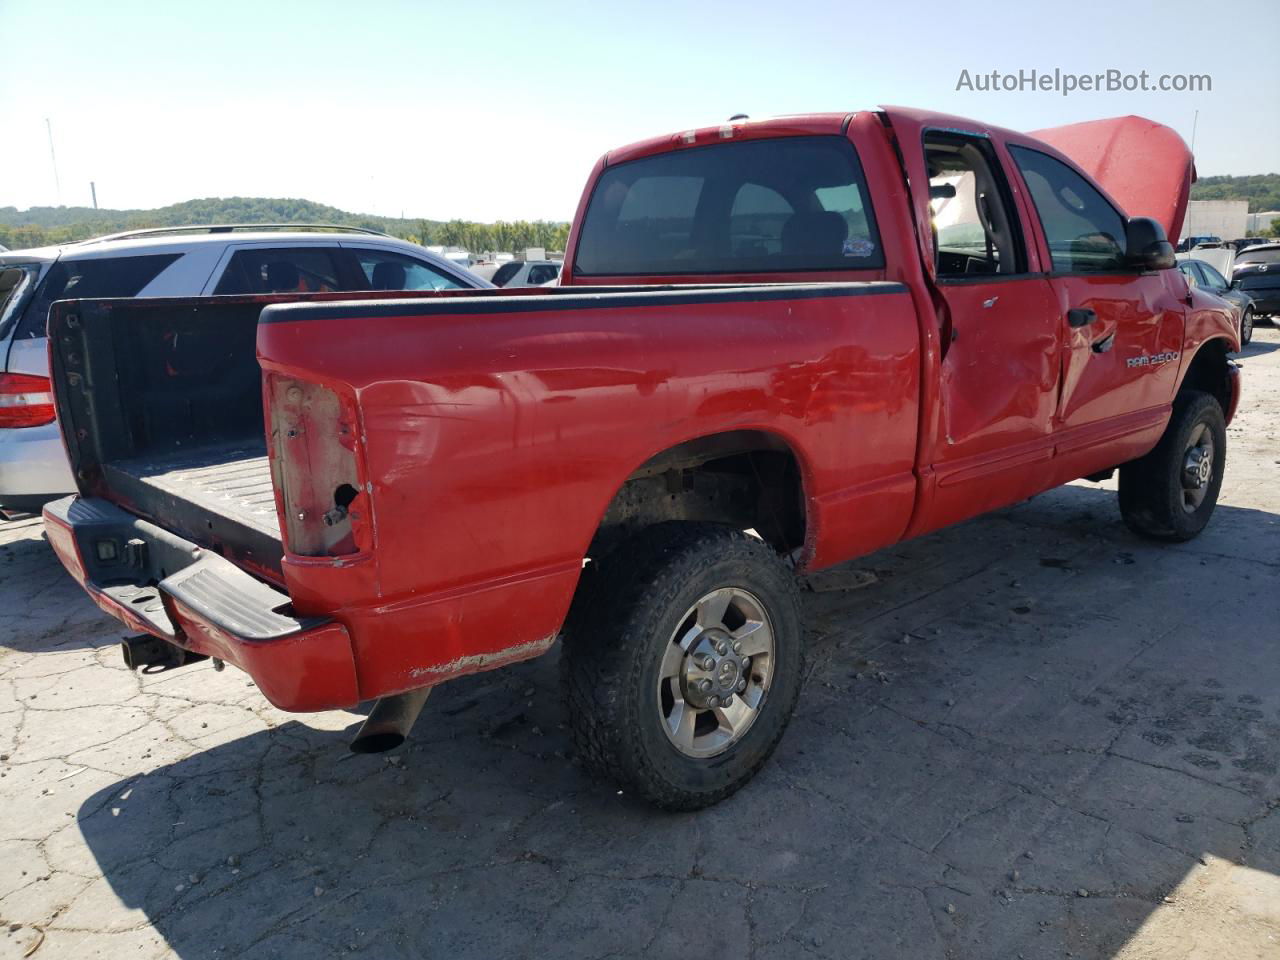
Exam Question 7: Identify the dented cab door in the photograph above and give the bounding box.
[879,107,1062,531]
[1005,143,1185,480]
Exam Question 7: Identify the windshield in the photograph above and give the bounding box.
[0,265,42,342]
[574,135,882,277]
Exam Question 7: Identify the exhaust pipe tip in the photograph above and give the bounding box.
[349,688,431,754]
[349,731,408,754]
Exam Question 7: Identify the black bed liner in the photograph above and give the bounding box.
[104,444,279,538]
[98,443,284,574]
[47,295,287,571]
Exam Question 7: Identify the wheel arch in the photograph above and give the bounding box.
[1176,337,1236,422]
[583,428,813,565]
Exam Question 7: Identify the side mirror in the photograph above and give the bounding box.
[1125,217,1176,271]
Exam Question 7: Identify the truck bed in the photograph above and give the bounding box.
[47,295,288,573]
[48,287,701,574]
[50,282,915,584]
[104,444,279,538]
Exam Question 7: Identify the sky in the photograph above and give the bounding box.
[1,0,1276,223]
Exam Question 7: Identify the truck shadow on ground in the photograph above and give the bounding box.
[70,485,1280,959]
[1236,337,1279,359]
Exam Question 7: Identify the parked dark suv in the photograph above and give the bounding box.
[1232,243,1280,325]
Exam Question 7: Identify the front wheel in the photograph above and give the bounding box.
[560,523,804,810]
[1118,390,1226,541]
[1241,307,1254,347]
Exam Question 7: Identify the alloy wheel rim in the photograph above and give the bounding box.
[1180,421,1215,514]
[657,587,775,759]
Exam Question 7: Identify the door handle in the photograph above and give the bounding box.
[1067,308,1098,328]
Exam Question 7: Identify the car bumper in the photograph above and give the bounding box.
[0,421,76,513]
[1226,361,1242,426]
[43,496,359,712]
[1244,291,1280,313]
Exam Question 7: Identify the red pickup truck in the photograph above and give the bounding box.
[43,108,1239,809]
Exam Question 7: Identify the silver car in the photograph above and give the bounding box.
[0,225,490,518]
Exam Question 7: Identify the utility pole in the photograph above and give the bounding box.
[45,118,62,205]
[1190,109,1199,156]
[90,182,98,210]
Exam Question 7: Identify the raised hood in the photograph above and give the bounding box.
[1030,116,1195,244]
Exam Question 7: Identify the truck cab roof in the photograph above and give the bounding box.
[597,108,1195,243]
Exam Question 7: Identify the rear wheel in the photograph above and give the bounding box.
[1118,390,1226,542]
[561,523,804,810]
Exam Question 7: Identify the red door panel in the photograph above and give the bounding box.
[879,108,1064,534]
[1053,273,1184,428]
[1002,141,1187,483]
[928,277,1062,527]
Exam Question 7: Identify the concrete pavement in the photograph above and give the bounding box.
[2,328,1278,960]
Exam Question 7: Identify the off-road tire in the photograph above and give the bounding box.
[560,523,804,810]
[1118,390,1226,542]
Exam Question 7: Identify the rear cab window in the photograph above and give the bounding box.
[16,254,182,340]
[574,135,883,277]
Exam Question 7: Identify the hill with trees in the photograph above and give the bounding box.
[5,175,1275,252]
[0,197,570,254]
[1190,174,1280,213]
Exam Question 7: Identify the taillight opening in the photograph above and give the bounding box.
[0,373,56,428]
[266,374,365,558]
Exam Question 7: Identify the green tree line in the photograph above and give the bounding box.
[1190,174,1280,214]
[0,197,569,254]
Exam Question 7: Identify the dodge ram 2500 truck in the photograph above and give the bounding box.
[43,108,1240,809]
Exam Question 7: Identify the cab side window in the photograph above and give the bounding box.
[355,250,465,291]
[926,134,1026,277]
[1009,146,1127,274]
